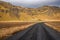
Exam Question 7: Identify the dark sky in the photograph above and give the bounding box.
[1,0,60,8]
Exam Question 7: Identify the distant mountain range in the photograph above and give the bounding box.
[0,1,60,21]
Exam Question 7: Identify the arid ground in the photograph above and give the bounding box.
[0,21,60,40]
[0,22,36,39]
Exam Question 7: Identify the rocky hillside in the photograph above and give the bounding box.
[0,1,60,21]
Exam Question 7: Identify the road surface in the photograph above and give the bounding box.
[5,23,60,40]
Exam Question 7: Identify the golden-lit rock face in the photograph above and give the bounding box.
[0,1,60,21]
[37,6,60,21]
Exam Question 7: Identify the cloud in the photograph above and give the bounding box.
[1,0,60,8]
[2,0,57,4]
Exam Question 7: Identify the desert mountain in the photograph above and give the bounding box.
[0,1,60,21]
